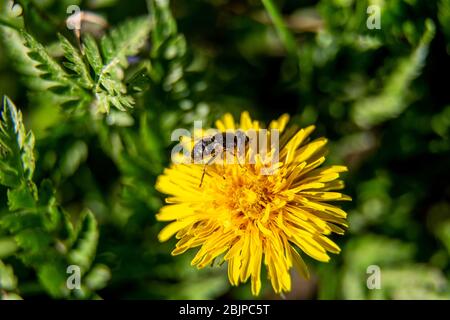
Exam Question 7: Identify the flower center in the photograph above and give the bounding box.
[223,177,274,221]
[242,188,258,205]
[209,164,285,223]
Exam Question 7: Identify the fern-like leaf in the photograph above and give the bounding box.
[0,96,35,189]
[83,35,103,75]
[21,32,73,90]
[101,17,151,69]
[90,17,151,112]
[20,32,90,111]
[2,16,151,114]
[58,34,94,90]
[0,97,104,298]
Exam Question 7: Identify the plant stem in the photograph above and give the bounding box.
[261,0,298,57]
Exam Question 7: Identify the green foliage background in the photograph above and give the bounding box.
[0,0,449,299]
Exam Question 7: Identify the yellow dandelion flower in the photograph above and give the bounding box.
[156,112,350,295]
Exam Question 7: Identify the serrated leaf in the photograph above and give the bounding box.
[21,31,71,87]
[83,35,103,75]
[58,34,94,89]
[68,209,99,272]
[57,208,76,242]
[101,17,151,69]
[1,29,90,113]
[36,181,74,238]
[7,183,36,211]
[14,229,52,254]
[3,22,142,114]
[92,17,151,113]
[0,213,42,233]
[0,16,36,83]
[84,22,145,113]
[38,179,56,207]
[1,19,94,114]
[40,190,74,240]
[0,97,36,189]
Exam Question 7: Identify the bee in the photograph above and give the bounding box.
[191,130,250,187]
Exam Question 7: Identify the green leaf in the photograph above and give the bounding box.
[21,31,73,90]
[352,20,436,128]
[68,209,99,272]
[146,0,192,104]
[58,34,94,89]
[91,17,151,112]
[81,17,152,113]
[37,179,56,207]
[83,35,103,75]
[101,17,152,69]
[36,180,75,240]
[0,26,90,113]
[7,183,36,211]
[14,229,52,254]
[2,15,150,114]
[0,213,42,233]
[0,96,36,188]
[148,0,178,53]
[84,264,111,291]
[37,262,70,298]
[261,0,298,57]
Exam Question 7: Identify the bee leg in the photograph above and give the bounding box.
[199,166,206,187]
[229,149,244,168]
[199,151,218,187]
[237,155,244,168]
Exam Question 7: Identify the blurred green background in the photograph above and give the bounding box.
[0,0,449,299]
